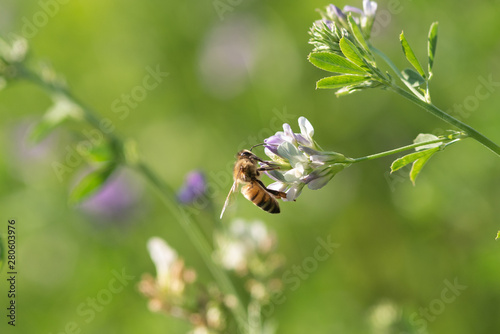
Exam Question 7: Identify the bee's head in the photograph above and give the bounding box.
[237,149,254,160]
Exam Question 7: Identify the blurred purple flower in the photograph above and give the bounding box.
[80,169,142,222]
[177,170,206,204]
[198,17,257,99]
[11,120,56,162]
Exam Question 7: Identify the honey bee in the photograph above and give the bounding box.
[220,149,287,218]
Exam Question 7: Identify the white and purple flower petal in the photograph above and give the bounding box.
[327,4,347,20]
[277,142,308,167]
[265,169,287,182]
[284,183,305,202]
[343,5,363,15]
[262,116,349,201]
[282,123,296,145]
[363,0,378,17]
[264,132,286,155]
[267,181,288,193]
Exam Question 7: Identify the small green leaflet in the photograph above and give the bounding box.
[390,147,439,185]
[409,149,437,185]
[316,75,371,89]
[402,68,426,87]
[86,142,115,163]
[30,96,82,143]
[347,14,370,55]
[428,22,438,79]
[495,231,500,240]
[414,133,442,151]
[400,31,426,79]
[308,52,367,75]
[339,37,365,68]
[69,164,116,204]
[390,147,439,172]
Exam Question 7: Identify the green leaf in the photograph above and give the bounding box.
[390,147,439,172]
[399,31,426,78]
[29,119,58,143]
[401,68,426,87]
[335,80,382,96]
[69,164,116,204]
[414,133,442,151]
[29,96,82,143]
[495,231,500,240]
[347,14,370,54]
[410,149,438,185]
[339,37,365,68]
[316,75,371,89]
[308,52,366,75]
[428,22,438,78]
[86,142,115,163]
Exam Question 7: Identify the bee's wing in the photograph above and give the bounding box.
[220,180,239,219]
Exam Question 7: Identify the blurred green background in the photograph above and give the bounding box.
[1,0,499,333]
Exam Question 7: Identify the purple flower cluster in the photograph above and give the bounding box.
[326,0,377,37]
[263,117,349,201]
[309,1,379,53]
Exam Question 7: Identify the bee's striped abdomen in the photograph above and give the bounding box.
[242,182,280,214]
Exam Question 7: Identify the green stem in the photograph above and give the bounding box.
[349,138,457,163]
[134,163,249,332]
[369,45,426,101]
[20,66,250,332]
[369,46,500,157]
[389,85,500,157]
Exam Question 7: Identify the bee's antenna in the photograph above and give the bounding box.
[249,143,265,151]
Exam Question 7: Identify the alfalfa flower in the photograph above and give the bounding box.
[139,238,231,332]
[0,35,28,65]
[343,0,378,38]
[0,35,27,89]
[308,2,383,96]
[309,1,378,53]
[79,169,143,222]
[177,170,207,204]
[263,117,351,201]
[140,237,196,302]
[214,219,280,275]
[214,219,284,306]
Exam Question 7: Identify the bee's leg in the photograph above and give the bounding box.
[266,188,288,200]
[257,166,281,172]
[255,179,288,200]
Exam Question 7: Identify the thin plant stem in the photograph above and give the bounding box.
[348,137,461,163]
[19,67,250,333]
[389,85,500,157]
[369,45,426,101]
[134,163,249,332]
[369,46,500,157]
